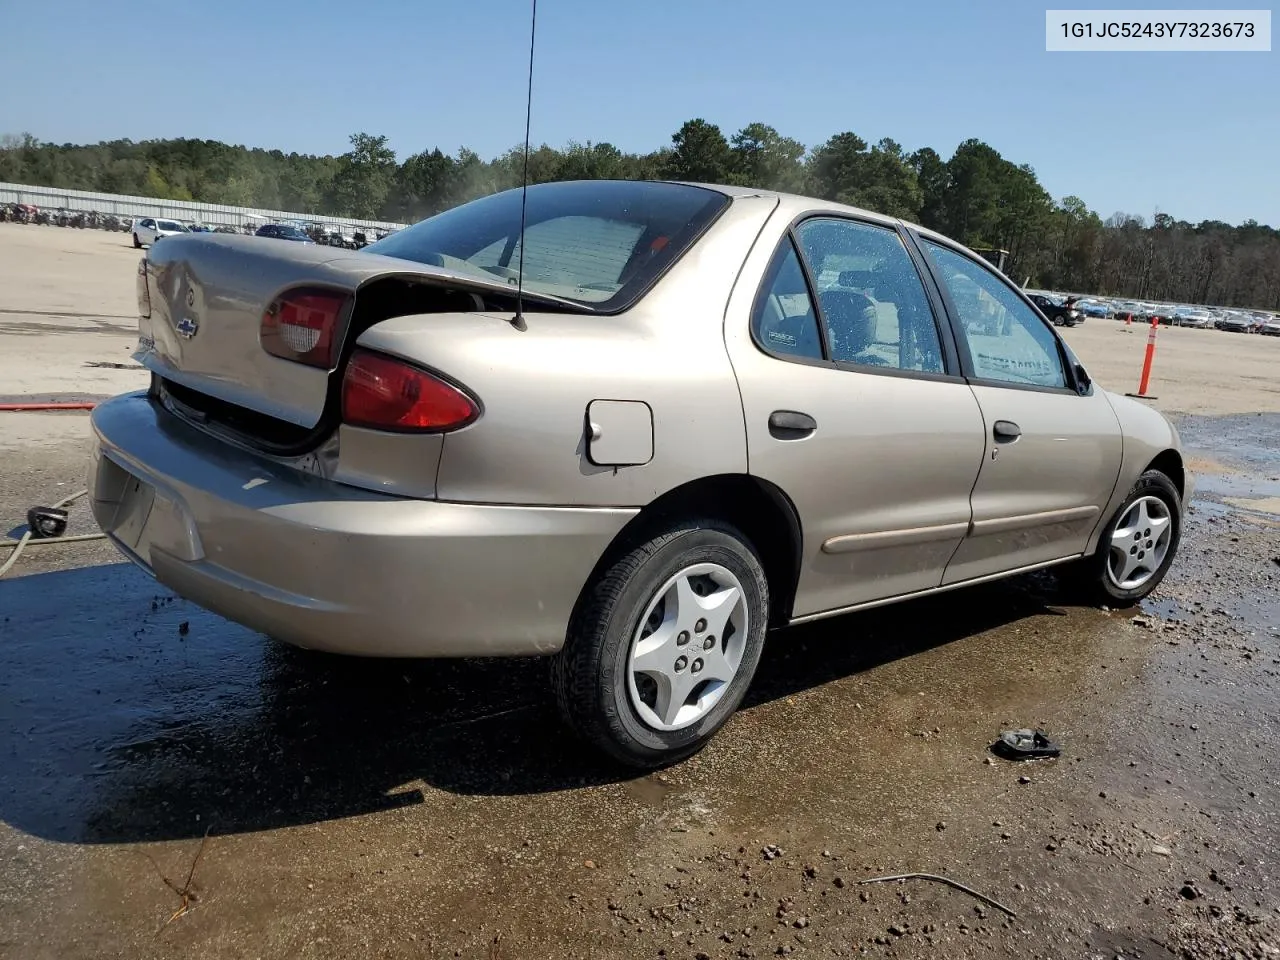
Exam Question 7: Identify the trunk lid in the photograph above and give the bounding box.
[135,233,526,430]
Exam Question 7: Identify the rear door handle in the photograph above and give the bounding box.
[993,420,1021,442]
[768,410,817,440]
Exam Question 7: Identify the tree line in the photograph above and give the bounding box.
[2,123,1276,309]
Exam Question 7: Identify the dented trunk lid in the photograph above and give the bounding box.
[135,233,521,429]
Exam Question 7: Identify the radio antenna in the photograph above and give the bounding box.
[511,0,537,332]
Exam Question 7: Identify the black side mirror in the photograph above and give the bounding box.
[1074,363,1092,394]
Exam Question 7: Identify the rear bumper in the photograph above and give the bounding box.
[88,392,637,657]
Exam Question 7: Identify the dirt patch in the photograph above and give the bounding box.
[1061,322,1280,416]
[1224,495,1280,516]
[1184,454,1235,476]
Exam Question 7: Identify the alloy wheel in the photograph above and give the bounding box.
[626,562,748,732]
[1107,495,1173,590]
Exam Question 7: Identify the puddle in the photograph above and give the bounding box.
[1140,595,1182,620]
[622,773,675,807]
[1174,413,1280,521]
[1189,499,1233,520]
[1177,413,1280,476]
[1192,472,1280,500]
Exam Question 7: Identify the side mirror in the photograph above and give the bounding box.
[1074,363,1092,394]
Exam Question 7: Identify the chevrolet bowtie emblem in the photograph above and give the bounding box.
[176,316,199,339]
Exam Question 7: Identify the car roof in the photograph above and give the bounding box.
[630,180,908,232]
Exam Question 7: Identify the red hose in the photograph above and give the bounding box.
[0,402,98,411]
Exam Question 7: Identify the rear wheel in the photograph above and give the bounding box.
[1068,469,1181,605]
[552,521,769,768]
[132,233,141,248]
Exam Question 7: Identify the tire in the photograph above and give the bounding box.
[133,233,142,249]
[1068,469,1182,606]
[552,520,770,768]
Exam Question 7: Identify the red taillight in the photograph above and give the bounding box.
[261,288,349,368]
[341,350,480,433]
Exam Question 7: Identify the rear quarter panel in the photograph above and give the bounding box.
[354,195,781,507]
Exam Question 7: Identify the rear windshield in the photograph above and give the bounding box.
[365,180,730,313]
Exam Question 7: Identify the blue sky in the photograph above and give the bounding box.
[3,0,1275,225]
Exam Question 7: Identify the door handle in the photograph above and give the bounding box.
[768,410,817,440]
[992,420,1021,442]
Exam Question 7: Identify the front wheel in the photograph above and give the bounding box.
[552,521,770,768]
[133,233,142,248]
[1069,469,1182,605]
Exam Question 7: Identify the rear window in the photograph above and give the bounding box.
[364,180,730,313]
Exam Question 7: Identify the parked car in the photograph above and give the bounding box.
[132,217,190,248]
[327,227,356,249]
[1028,293,1081,326]
[1173,307,1215,328]
[1111,301,1144,323]
[1257,318,1280,337]
[1216,314,1254,333]
[255,223,315,243]
[91,179,1189,766]
[1076,299,1111,319]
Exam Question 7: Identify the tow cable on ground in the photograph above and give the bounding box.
[1,489,107,579]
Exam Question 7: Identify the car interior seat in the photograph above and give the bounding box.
[817,289,879,362]
[758,293,822,357]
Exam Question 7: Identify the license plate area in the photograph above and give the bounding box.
[112,473,157,558]
[93,454,203,566]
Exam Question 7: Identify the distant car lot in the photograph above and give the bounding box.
[1027,288,1278,335]
[1,202,393,250]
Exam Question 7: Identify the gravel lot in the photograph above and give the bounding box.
[2,223,1278,960]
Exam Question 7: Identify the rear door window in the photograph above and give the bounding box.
[793,218,945,374]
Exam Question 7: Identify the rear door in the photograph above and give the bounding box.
[914,236,1123,584]
[725,213,987,617]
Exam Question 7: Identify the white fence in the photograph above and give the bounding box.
[0,181,406,232]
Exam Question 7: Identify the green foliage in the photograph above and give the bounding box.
[326,133,397,218]
[1,122,1276,308]
[665,119,732,183]
[728,123,805,192]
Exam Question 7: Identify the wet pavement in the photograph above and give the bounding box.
[1,415,1278,960]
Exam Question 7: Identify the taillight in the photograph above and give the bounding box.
[261,288,350,368]
[341,349,480,433]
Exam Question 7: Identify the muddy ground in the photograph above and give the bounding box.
[2,225,1279,960]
